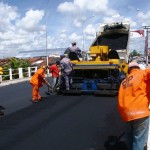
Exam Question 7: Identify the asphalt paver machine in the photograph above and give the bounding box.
[59,22,130,95]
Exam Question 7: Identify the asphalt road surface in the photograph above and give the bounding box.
[0,80,126,150]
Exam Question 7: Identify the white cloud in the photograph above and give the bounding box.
[16,9,44,32]
[73,19,82,27]
[0,3,48,58]
[74,0,108,12]
[0,0,149,58]
[58,0,118,17]
[69,32,81,42]
[0,2,18,32]
[137,11,150,26]
[129,37,145,53]
[57,2,77,14]
[57,0,118,28]
[84,24,95,36]
[60,33,67,39]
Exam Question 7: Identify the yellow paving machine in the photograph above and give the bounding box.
[60,22,130,95]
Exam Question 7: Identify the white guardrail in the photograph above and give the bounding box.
[0,66,38,83]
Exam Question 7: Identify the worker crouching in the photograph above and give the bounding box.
[30,66,50,103]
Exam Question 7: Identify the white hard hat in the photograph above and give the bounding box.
[128,62,139,68]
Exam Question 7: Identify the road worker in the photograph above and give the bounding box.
[30,66,50,103]
[118,61,150,150]
[60,55,73,91]
[65,42,82,61]
[48,60,60,89]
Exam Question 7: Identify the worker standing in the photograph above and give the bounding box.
[49,60,60,89]
[60,55,73,91]
[30,66,50,103]
[118,62,150,150]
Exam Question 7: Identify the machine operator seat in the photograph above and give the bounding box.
[107,50,119,59]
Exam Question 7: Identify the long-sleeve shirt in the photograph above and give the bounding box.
[118,68,150,122]
[69,46,81,53]
[49,64,59,78]
[30,68,45,87]
[60,57,72,76]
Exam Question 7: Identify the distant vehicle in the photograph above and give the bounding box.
[140,56,146,62]
[137,60,146,67]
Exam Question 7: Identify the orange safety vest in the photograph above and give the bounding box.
[30,68,45,87]
[118,68,150,122]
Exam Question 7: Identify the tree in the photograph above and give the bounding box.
[132,50,138,56]
[9,58,31,69]
[130,50,140,57]
[2,58,31,80]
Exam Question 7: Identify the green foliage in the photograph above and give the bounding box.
[2,58,31,80]
[133,50,137,56]
[9,58,31,69]
[130,50,140,57]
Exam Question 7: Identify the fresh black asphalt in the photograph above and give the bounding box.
[0,80,126,150]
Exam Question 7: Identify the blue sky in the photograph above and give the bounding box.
[0,0,150,58]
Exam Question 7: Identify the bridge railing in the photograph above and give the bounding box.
[0,66,38,83]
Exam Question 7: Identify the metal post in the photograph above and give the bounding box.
[82,23,84,51]
[45,18,48,66]
[45,15,49,77]
[143,26,150,66]
[145,31,148,66]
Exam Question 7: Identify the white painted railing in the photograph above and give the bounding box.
[0,66,38,83]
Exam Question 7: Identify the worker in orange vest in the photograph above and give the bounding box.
[30,66,50,103]
[118,61,150,150]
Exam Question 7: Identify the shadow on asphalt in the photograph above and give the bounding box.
[0,97,57,129]
[103,133,128,150]
[0,95,86,150]
[0,94,126,150]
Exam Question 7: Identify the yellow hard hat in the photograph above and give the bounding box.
[41,65,46,69]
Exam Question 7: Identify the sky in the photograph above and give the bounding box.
[0,0,150,58]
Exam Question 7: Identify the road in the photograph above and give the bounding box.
[0,80,127,150]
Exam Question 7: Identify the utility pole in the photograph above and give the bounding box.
[45,18,48,66]
[45,14,49,77]
[143,26,150,66]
